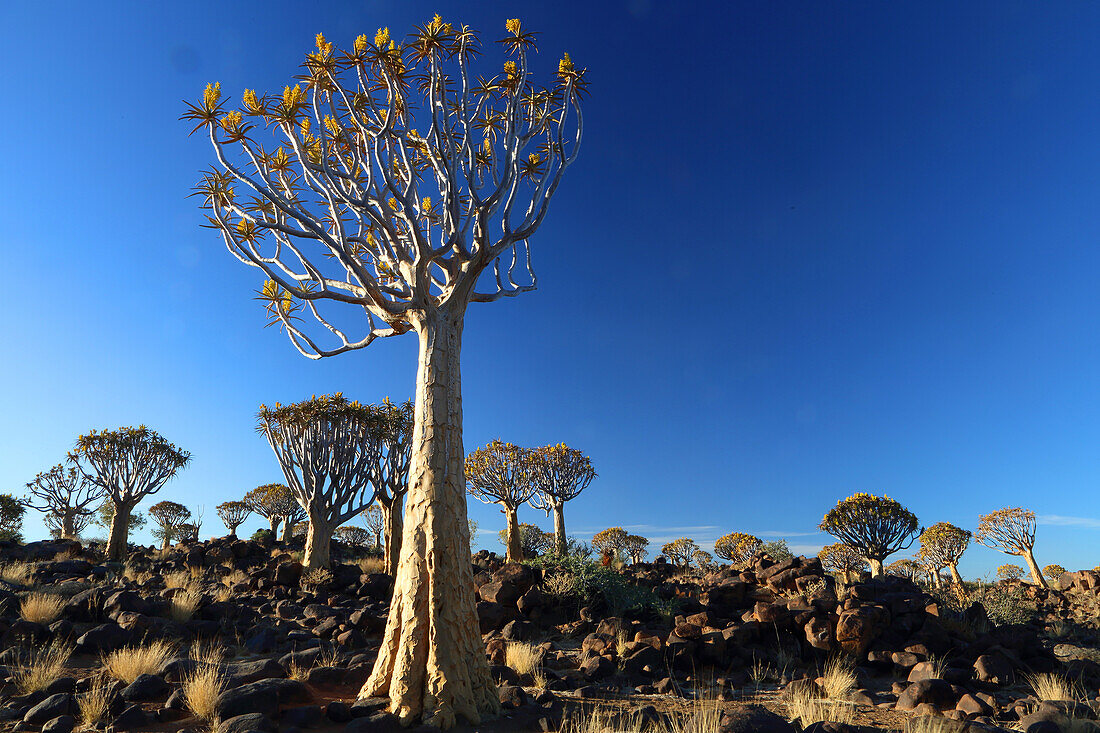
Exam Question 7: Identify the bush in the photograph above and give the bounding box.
[524,555,658,616]
[251,528,274,543]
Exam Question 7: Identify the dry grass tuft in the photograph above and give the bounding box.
[0,561,36,587]
[821,656,857,700]
[183,664,226,722]
[103,639,177,683]
[222,569,248,587]
[214,586,232,603]
[11,640,73,694]
[169,587,203,622]
[356,556,386,574]
[786,687,856,728]
[505,642,543,677]
[164,570,192,589]
[78,677,112,729]
[1027,672,1080,702]
[190,640,226,667]
[20,592,66,625]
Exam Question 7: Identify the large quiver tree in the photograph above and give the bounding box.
[369,400,413,575]
[819,493,919,577]
[257,394,383,569]
[528,443,595,556]
[70,427,191,560]
[186,15,585,727]
[976,507,1046,588]
[918,522,970,585]
[23,463,105,540]
[466,440,537,562]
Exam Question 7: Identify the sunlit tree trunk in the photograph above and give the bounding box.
[948,563,963,585]
[552,503,566,556]
[505,506,523,562]
[304,519,334,569]
[269,516,280,535]
[868,558,884,577]
[106,503,132,561]
[281,519,294,543]
[1023,548,1047,588]
[61,513,77,541]
[361,309,499,728]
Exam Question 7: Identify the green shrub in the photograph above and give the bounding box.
[524,555,658,616]
[250,529,274,543]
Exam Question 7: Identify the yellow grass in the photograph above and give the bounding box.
[102,640,177,683]
[190,640,226,667]
[20,592,66,625]
[169,587,203,622]
[0,561,36,586]
[11,640,73,694]
[214,586,232,603]
[78,678,112,729]
[505,642,543,677]
[821,656,857,700]
[183,664,227,722]
[1027,672,1080,702]
[786,688,856,728]
[164,570,192,589]
[222,569,248,587]
[356,557,386,574]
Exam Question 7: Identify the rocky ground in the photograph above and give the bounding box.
[1,538,1099,733]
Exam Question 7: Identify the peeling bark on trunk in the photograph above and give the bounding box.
[360,309,499,728]
[281,518,294,544]
[1023,548,1047,588]
[948,564,963,585]
[106,502,132,561]
[383,499,403,577]
[552,503,566,556]
[304,519,334,569]
[868,557,884,577]
[269,516,280,535]
[61,514,77,541]
[505,506,522,562]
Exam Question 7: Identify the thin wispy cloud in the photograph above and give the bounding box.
[1039,515,1100,529]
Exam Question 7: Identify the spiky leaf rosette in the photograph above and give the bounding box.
[713,532,763,567]
[975,507,1036,555]
[819,493,919,563]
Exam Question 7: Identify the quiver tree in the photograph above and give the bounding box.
[0,494,26,542]
[818,542,869,583]
[591,527,629,560]
[258,394,384,569]
[186,15,586,726]
[976,507,1046,588]
[496,523,552,558]
[623,534,649,564]
[363,504,385,549]
[23,463,105,540]
[336,525,371,547]
[886,558,921,581]
[94,502,146,537]
[369,400,413,575]
[466,441,537,562]
[528,444,595,556]
[918,522,970,585]
[661,538,699,569]
[148,501,193,550]
[819,493,919,577]
[713,532,763,568]
[1044,564,1067,582]
[763,539,794,562]
[914,547,944,588]
[70,427,191,560]
[996,564,1025,582]
[693,549,715,572]
[280,504,307,542]
[244,483,296,535]
[216,500,252,537]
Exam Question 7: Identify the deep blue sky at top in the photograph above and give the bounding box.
[1,1,1098,578]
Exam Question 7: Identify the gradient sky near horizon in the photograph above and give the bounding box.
[2,1,1099,579]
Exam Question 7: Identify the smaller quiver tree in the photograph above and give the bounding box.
[70,427,191,560]
[976,507,1046,588]
[918,522,970,585]
[591,527,628,561]
[363,504,385,550]
[996,563,1025,582]
[661,538,699,569]
[368,401,413,575]
[496,523,551,558]
[216,500,252,537]
[818,542,869,583]
[244,483,294,535]
[1044,564,1067,583]
[280,504,307,543]
[713,532,763,569]
[528,444,595,556]
[465,441,537,562]
[149,501,192,550]
[623,534,649,564]
[24,463,105,540]
[819,493,919,577]
[336,525,371,547]
[258,394,384,568]
[885,558,921,581]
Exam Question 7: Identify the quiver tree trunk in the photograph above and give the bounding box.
[303,519,335,569]
[106,502,132,561]
[281,519,294,544]
[505,506,522,562]
[948,563,963,585]
[383,501,403,577]
[269,516,280,535]
[552,503,566,556]
[360,310,499,728]
[1023,548,1047,588]
[61,514,77,541]
[868,558,884,577]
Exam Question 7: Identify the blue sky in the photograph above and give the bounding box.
[2,1,1099,579]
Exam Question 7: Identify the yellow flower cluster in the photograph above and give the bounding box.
[314,32,333,57]
[220,110,242,132]
[242,89,260,113]
[558,53,575,77]
[505,18,522,35]
[504,61,518,80]
[375,27,390,47]
[203,82,221,109]
[283,84,305,110]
